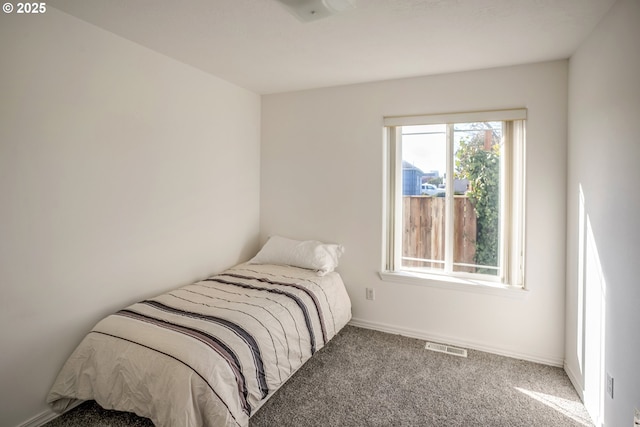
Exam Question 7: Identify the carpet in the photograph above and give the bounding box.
[45,325,592,426]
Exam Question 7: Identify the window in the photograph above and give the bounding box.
[383,109,526,288]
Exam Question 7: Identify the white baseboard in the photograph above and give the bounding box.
[16,401,83,427]
[16,409,58,427]
[563,361,585,401]
[348,317,564,367]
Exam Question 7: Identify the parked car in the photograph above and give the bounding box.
[421,183,445,196]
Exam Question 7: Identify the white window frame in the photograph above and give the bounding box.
[381,109,527,293]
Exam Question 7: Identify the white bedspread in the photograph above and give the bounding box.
[47,263,352,426]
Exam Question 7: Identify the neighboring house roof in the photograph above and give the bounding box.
[402,161,424,174]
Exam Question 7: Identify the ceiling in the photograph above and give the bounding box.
[48,0,615,94]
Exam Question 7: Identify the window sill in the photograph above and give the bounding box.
[378,270,528,299]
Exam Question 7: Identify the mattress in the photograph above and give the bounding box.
[47,263,352,426]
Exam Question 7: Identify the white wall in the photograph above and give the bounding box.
[0,8,261,427]
[261,61,568,366]
[565,0,640,425]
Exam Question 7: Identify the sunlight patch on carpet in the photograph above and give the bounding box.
[515,387,593,426]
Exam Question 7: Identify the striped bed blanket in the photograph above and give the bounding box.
[47,263,352,427]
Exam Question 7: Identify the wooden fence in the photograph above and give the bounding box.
[402,196,477,272]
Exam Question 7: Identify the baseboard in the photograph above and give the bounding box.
[348,317,564,367]
[16,401,84,427]
[16,409,58,427]
[563,361,585,401]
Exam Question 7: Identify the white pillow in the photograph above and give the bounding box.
[249,236,344,276]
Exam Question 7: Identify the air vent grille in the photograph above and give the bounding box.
[425,341,468,357]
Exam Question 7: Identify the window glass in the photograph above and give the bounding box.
[401,125,446,270]
[395,120,515,281]
[452,122,502,275]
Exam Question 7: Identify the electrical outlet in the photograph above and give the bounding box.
[634,407,640,426]
[365,288,375,300]
[606,373,613,398]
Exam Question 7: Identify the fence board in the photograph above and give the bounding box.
[402,196,476,271]
[453,196,477,273]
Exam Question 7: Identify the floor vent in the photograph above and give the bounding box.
[425,342,468,357]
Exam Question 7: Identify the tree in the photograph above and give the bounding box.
[455,128,500,274]
[427,176,443,186]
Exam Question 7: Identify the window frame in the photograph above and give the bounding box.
[382,109,527,291]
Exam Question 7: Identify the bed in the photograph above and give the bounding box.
[47,258,352,427]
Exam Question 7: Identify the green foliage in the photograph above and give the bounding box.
[427,177,443,186]
[455,136,500,274]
